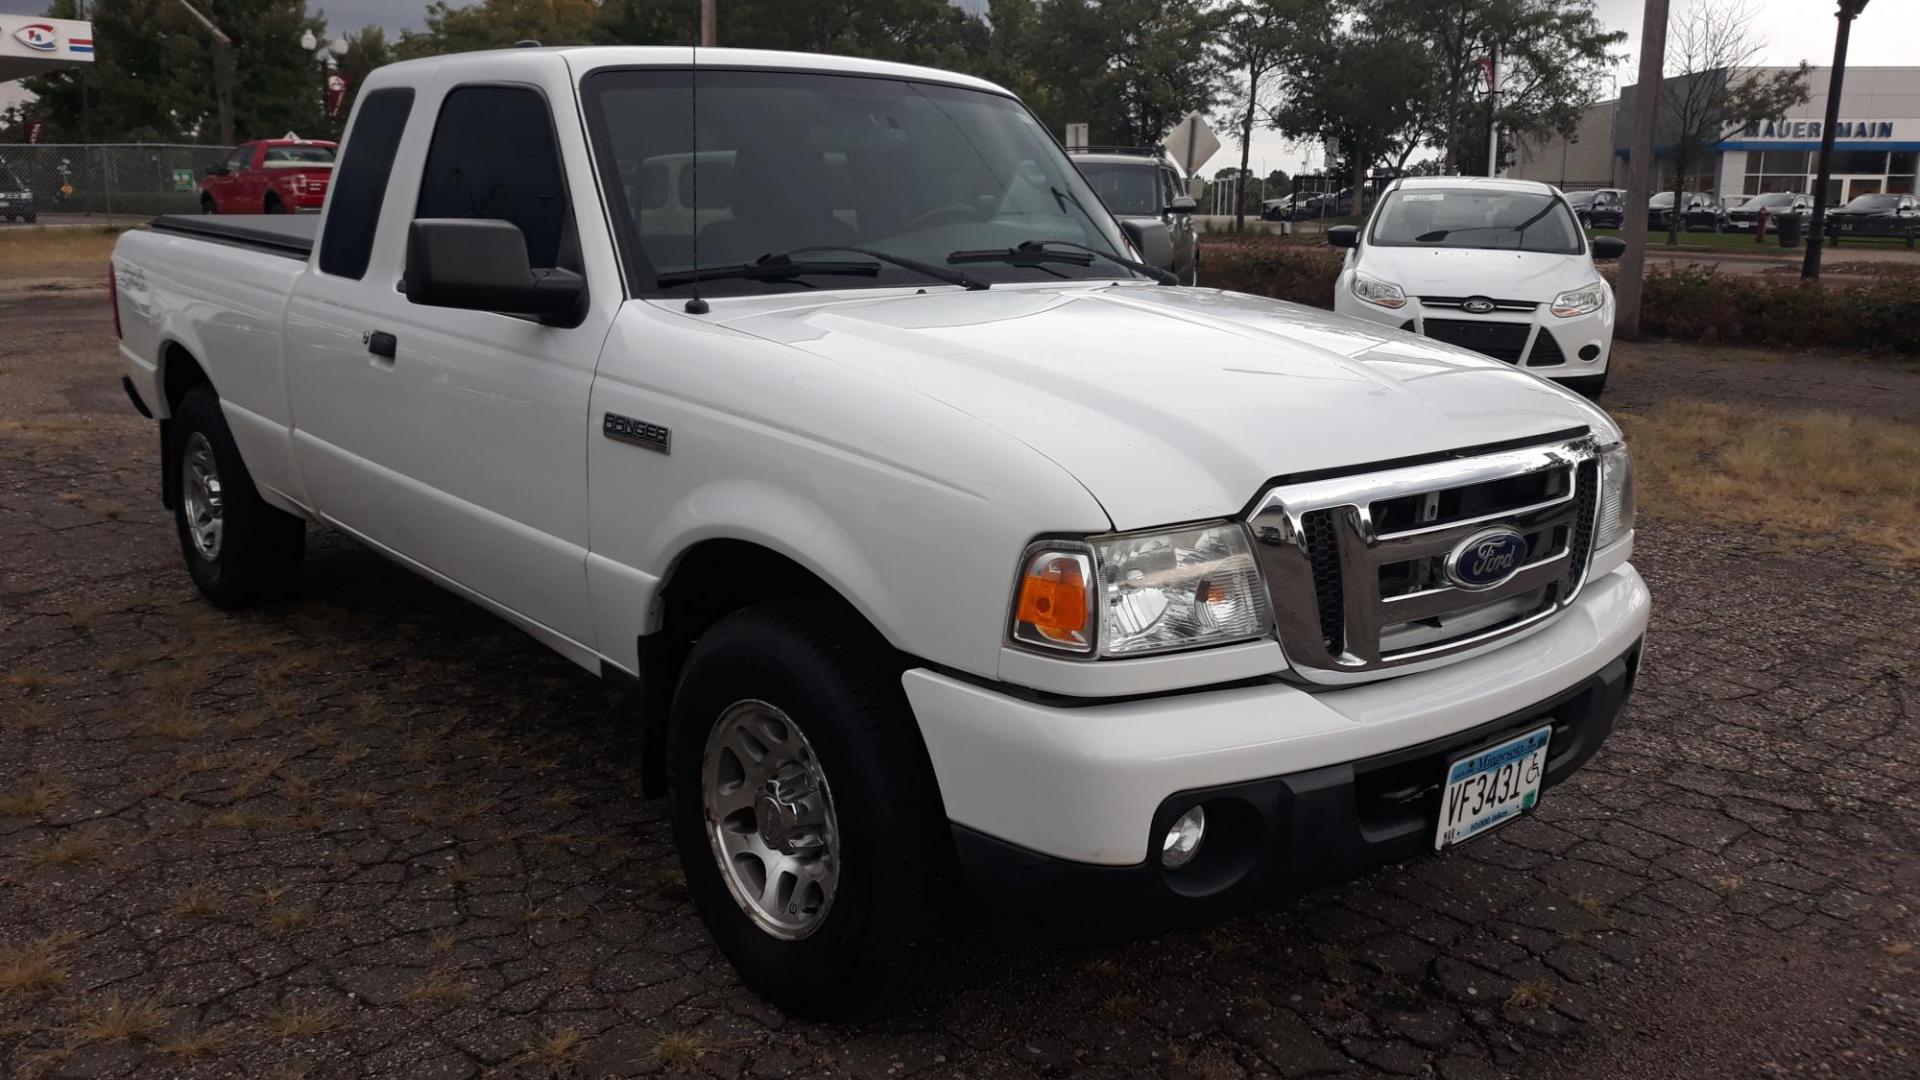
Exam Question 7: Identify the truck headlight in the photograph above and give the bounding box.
[1011,523,1270,658]
[1350,273,1406,309]
[1594,444,1635,550]
[1552,282,1606,318]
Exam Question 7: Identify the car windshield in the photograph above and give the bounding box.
[582,68,1139,297]
[1843,194,1901,210]
[1650,192,1677,208]
[1745,193,1795,208]
[1565,191,1595,207]
[0,169,23,191]
[263,145,335,166]
[1368,188,1584,254]
[1076,161,1160,216]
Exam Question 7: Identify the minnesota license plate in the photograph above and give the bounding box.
[1435,724,1551,850]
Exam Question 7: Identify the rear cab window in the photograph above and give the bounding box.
[318,88,415,280]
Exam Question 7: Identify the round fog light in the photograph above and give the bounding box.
[1161,806,1206,869]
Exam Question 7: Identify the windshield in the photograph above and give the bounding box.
[0,169,22,191]
[1650,192,1677,208]
[1844,194,1901,210]
[1076,161,1159,216]
[582,68,1139,297]
[1746,192,1795,208]
[1565,191,1595,207]
[263,145,335,166]
[1368,188,1584,254]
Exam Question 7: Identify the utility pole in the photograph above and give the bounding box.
[701,0,717,46]
[1485,47,1499,177]
[175,0,234,145]
[1802,0,1872,280]
[1616,0,1671,340]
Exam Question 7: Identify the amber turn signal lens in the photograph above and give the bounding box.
[1012,550,1092,652]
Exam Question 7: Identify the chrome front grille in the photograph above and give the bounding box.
[1248,434,1601,684]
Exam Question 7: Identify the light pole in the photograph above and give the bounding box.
[174,0,234,144]
[1801,0,1872,280]
[300,31,349,130]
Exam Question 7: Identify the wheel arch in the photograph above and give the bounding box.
[157,339,215,510]
[633,537,908,798]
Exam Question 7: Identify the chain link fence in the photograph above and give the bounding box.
[0,143,231,217]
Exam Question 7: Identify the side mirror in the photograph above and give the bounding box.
[1326,224,1359,248]
[1591,236,1626,260]
[1119,217,1174,269]
[404,218,586,322]
[205,165,227,176]
[1168,195,1197,215]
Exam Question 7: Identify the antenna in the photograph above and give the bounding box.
[683,41,710,315]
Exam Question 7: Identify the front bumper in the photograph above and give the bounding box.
[952,640,1638,915]
[905,563,1648,871]
[1334,287,1613,378]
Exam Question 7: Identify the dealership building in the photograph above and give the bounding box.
[1511,66,1919,205]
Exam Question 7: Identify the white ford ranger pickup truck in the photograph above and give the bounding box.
[111,47,1648,1019]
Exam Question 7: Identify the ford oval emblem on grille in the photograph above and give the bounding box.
[1462,297,1496,314]
[1446,528,1528,590]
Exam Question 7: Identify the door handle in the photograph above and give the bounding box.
[366,330,397,359]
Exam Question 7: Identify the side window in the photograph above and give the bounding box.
[224,145,253,172]
[318,88,415,280]
[416,85,571,270]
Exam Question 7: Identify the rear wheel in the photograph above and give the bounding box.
[667,601,946,1021]
[200,194,216,214]
[263,195,284,214]
[169,386,305,606]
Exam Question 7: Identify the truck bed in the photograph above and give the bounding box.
[149,214,318,260]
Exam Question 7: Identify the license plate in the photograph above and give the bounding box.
[1435,724,1551,849]
[1839,222,1853,232]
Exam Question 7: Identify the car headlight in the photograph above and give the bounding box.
[1594,444,1636,550]
[1350,273,1407,309]
[1552,282,1606,318]
[1011,523,1270,658]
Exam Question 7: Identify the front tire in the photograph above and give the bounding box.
[667,601,947,1021]
[169,386,305,607]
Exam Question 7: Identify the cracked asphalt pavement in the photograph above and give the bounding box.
[2,262,1916,1079]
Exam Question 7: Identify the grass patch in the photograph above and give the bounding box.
[25,833,111,869]
[401,970,473,1008]
[0,228,125,273]
[261,1001,345,1039]
[159,1025,231,1061]
[1618,401,1920,562]
[653,1029,712,1067]
[518,1026,583,1070]
[0,932,82,995]
[67,995,168,1043]
[1507,979,1557,1009]
[0,778,70,818]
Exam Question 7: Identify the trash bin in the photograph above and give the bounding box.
[1778,212,1803,248]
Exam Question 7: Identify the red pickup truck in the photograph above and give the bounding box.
[199,138,337,214]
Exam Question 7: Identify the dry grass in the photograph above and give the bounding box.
[1618,401,1920,563]
[0,777,70,818]
[5,667,56,693]
[259,905,315,935]
[1507,979,1558,1009]
[402,970,474,1008]
[0,228,123,274]
[518,1026,583,1070]
[67,995,168,1043]
[26,833,111,869]
[653,1029,713,1067]
[0,932,82,996]
[158,1025,231,1061]
[428,929,459,955]
[261,1001,345,1039]
[167,885,222,918]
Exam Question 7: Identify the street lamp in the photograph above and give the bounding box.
[1801,0,1872,280]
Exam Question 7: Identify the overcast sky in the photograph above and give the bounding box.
[4,0,1917,174]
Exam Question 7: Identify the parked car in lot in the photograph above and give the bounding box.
[112,47,1645,1020]
[1726,190,1813,230]
[1565,188,1624,229]
[1331,175,1624,399]
[1259,194,1294,220]
[199,138,337,214]
[1648,190,1726,232]
[1824,191,1920,241]
[1069,147,1199,284]
[0,163,36,223]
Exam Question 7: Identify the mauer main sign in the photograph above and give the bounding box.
[1741,119,1897,139]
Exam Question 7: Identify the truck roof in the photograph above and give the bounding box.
[369,45,1014,99]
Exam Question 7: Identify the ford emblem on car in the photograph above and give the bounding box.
[1446,527,1528,590]
[1462,297,1496,314]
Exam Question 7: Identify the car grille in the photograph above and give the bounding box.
[1248,433,1602,683]
[1421,319,1531,363]
[1418,296,1538,312]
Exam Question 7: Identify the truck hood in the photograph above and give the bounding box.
[1354,246,1603,302]
[701,284,1616,529]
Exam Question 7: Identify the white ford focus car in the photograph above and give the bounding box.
[1331,176,1624,399]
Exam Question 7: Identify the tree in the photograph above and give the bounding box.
[326,26,395,138]
[999,0,1227,148]
[396,0,598,57]
[586,0,987,70]
[1269,7,1428,217]
[1215,0,1301,230]
[19,0,324,143]
[1656,0,1809,244]
[1367,0,1623,174]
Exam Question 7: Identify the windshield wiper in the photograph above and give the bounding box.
[657,246,988,292]
[656,254,880,290]
[947,239,1178,284]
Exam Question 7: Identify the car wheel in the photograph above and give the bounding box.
[200,195,217,214]
[1560,372,1607,401]
[667,600,948,1021]
[169,386,306,607]
[264,196,284,214]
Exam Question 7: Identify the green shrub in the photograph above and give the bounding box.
[1197,235,1920,355]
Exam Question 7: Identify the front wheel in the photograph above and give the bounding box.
[170,386,306,606]
[667,601,947,1020]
